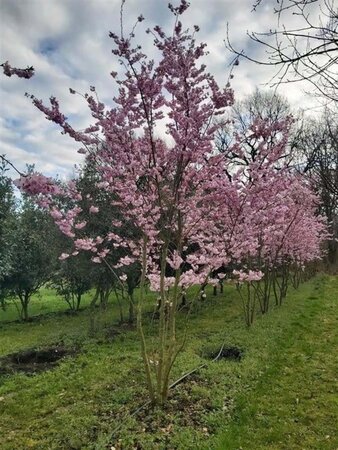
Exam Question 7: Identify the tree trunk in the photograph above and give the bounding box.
[76,293,81,311]
[128,293,135,324]
[0,298,6,311]
[90,287,100,308]
[19,292,30,321]
[88,287,100,336]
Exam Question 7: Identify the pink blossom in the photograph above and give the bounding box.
[233,270,264,283]
[1,61,35,79]
[95,236,104,244]
[92,257,102,263]
[59,253,70,261]
[75,221,87,229]
[74,238,95,251]
[89,205,99,214]
[14,173,62,196]
[50,208,63,220]
[166,251,183,270]
[97,248,109,258]
[118,256,135,267]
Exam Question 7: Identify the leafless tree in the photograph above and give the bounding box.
[215,88,296,171]
[292,107,338,264]
[226,0,338,103]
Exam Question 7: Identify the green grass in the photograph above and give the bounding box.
[0,287,95,323]
[212,275,338,450]
[0,276,337,449]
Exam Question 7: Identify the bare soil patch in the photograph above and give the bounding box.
[0,346,78,375]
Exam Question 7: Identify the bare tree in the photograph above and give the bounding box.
[227,0,338,102]
[292,107,338,264]
[215,88,295,170]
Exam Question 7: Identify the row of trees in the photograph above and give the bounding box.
[2,88,335,324]
[217,89,337,267]
[2,91,336,323]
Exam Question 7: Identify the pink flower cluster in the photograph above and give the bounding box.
[1,61,35,79]
[233,270,264,283]
[14,173,62,196]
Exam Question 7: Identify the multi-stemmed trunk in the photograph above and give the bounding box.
[272,264,290,306]
[137,235,184,406]
[255,271,271,314]
[18,291,30,321]
[237,282,256,327]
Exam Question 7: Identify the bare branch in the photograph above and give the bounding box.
[226,0,338,102]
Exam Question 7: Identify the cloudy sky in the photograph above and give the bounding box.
[0,0,323,179]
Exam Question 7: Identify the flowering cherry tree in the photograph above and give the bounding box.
[3,0,327,403]
[219,116,328,324]
[11,1,235,405]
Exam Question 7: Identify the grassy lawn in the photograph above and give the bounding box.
[0,275,337,449]
[0,287,96,324]
[213,275,338,450]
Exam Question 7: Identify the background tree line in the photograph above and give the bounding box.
[1,88,336,324]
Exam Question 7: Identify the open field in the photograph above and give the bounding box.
[0,275,337,449]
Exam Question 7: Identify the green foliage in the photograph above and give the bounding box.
[51,254,92,311]
[3,197,59,320]
[0,159,16,303]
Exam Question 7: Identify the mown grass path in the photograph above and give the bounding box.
[213,275,338,450]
